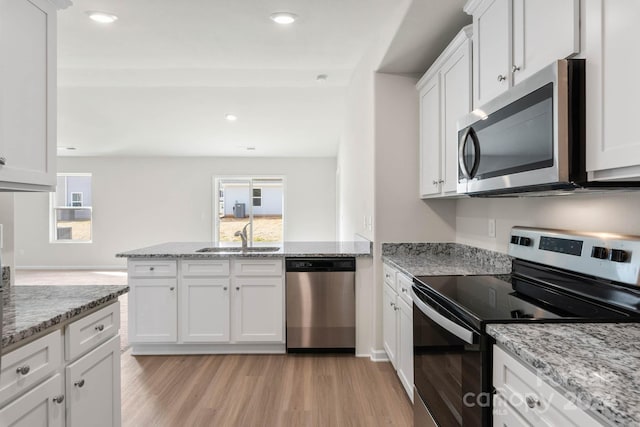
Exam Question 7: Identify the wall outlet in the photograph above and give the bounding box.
[488,219,496,238]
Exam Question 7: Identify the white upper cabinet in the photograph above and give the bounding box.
[584,0,640,181]
[417,26,472,199]
[465,0,580,108]
[0,0,56,191]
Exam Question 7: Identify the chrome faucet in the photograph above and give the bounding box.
[234,223,250,250]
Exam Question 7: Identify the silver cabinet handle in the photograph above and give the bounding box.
[497,74,507,82]
[95,324,105,332]
[52,395,65,404]
[390,302,395,307]
[526,395,540,408]
[401,287,407,293]
[432,180,438,185]
[438,179,444,184]
[74,379,85,388]
[0,157,6,166]
[16,365,30,375]
[512,65,521,73]
[394,306,400,311]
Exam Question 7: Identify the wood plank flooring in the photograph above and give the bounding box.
[121,351,413,427]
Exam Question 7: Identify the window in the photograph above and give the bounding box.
[51,174,93,243]
[252,188,262,207]
[214,177,284,245]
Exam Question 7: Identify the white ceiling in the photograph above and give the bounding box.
[57,0,468,157]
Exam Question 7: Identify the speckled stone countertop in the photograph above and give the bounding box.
[2,285,129,353]
[116,241,372,258]
[488,323,640,426]
[382,243,512,277]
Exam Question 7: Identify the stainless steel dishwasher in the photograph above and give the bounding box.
[285,257,356,352]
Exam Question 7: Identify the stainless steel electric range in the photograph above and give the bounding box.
[412,227,640,427]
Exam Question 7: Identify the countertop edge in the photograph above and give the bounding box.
[2,286,129,352]
[487,324,633,426]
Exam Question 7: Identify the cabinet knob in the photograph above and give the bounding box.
[438,179,444,184]
[52,395,65,404]
[497,74,507,82]
[223,286,228,291]
[169,287,175,291]
[512,65,521,73]
[74,379,85,388]
[432,180,438,185]
[149,267,155,271]
[390,302,395,307]
[236,286,240,291]
[16,365,30,375]
[0,157,6,166]
[394,306,400,311]
[525,395,540,408]
[95,324,105,332]
[401,287,406,293]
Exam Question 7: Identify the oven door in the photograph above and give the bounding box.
[412,287,488,427]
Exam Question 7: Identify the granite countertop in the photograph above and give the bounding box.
[116,241,372,258]
[381,243,512,277]
[488,323,640,426]
[2,285,129,353]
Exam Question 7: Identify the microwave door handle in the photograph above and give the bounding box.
[458,127,480,179]
[411,289,475,345]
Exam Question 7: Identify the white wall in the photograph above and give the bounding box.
[456,192,640,253]
[14,156,337,268]
[0,193,15,284]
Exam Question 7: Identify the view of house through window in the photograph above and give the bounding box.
[215,177,284,244]
[51,174,93,242]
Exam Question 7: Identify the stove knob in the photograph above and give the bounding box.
[609,249,629,263]
[519,237,532,247]
[510,235,520,245]
[591,246,608,260]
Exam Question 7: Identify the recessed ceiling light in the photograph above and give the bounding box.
[225,114,238,121]
[86,11,119,24]
[316,74,328,83]
[270,12,297,25]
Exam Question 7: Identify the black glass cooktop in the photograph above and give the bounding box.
[413,272,639,332]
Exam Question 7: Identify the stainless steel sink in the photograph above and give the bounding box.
[195,246,281,253]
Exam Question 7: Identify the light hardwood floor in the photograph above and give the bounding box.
[121,352,414,427]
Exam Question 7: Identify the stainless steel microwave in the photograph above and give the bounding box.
[457,59,594,196]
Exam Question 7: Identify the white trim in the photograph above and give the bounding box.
[369,348,390,362]
[130,343,286,355]
[15,265,126,270]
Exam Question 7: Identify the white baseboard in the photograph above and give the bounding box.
[130,343,286,355]
[369,348,389,362]
[16,265,126,271]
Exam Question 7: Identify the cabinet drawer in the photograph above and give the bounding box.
[397,273,413,305]
[493,345,600,427]
[181,260,230,277]
[66,302,120,361]
[0,330,62,406]
[383,263,397,290]
[128,260,177,278]
[233,259,283,276]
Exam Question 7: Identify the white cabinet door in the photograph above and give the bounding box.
[419,75,441,198]
[397,298,414,402]
[66,336,121,427]
[473,0,510,107]
[181,277,230,343]
[129,277,177,343]
[493,395,531,427]
[0,0,56,190]
[0,374,64,427]
[232,277,283,342]
[382,284,398,368]
[512,0,579,85]
[585,0,640,181]
[440,37,472,195]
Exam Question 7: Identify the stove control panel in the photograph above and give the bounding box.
[509,227,640,286]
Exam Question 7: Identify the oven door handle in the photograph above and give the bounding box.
[411,289,475,345]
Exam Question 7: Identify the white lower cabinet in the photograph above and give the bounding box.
[382,262,414,401]
[493,345,601,426]
[66,336,120,427]
[128,257,284,353]
[233,277,283,342]
[0,374,64,427]
[0,302,122,427]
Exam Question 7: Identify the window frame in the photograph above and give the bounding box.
[50,173,93,244]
